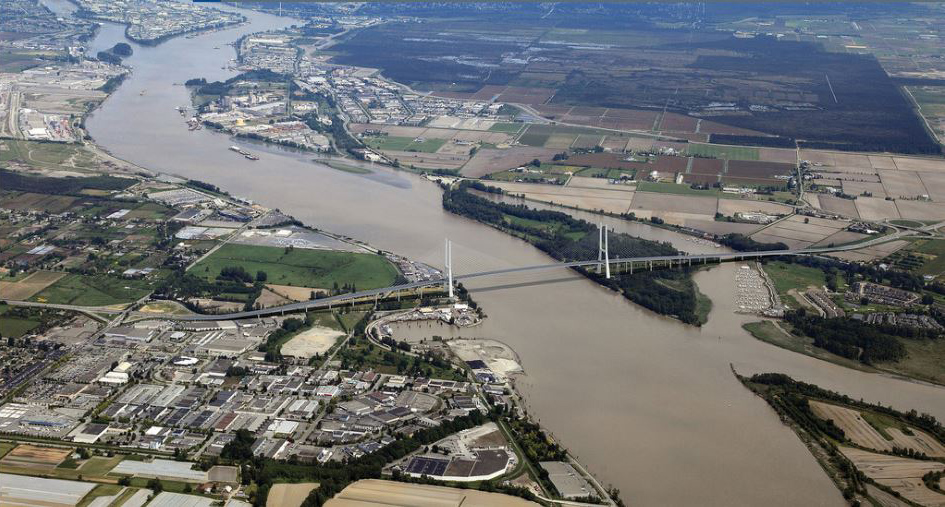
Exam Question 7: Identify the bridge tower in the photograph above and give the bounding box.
[445,239,454,298]
[604,226,610,279]
[597,224,611,279]
[597,223,604,274]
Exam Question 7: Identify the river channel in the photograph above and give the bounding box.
[46,2,945,504]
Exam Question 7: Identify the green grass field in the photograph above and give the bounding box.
[0,140,98,171]
[365,136,415,151]
[762,261,827,303]
[366,136,445,153]
[488,122,524,133]
[30,274,152,306]
[79,455,123,476]
[193,244,398,290]
[0,310,40,337]
[77,484,124,507]
[0,442,15,459]
[335,311,367,333]
[404,138,446,153]
[882,338,945,385]
[687,143,759,161]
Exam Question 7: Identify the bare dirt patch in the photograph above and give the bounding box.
[138,300,194,316]
[0,444,71,469]
[869,155,898,170]
[461,147,557,178]
[447,339,522,378]
[810,401,893,451]
[917,172,945,202]
[683,219,762,236]
[815,195,859,218]
[0,270,65,300]
[268,483,319,507]
[566,177,635,192]
[266,284,324,302]
[385,151,467,171]
[880,170,929,199]
[488,181,634,214]
[256,287,292,308]
[325,479,539,507]
[717,199,793,216]
[842,181,888,199]
[855,197,901,221]
[630,192,718,215]
[281,326,344,359]
[841,447,945,506]
[895,201,945,221]
[757,147,797,163]
[893,157,945,172]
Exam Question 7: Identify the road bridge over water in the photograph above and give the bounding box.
[2,226,921,322]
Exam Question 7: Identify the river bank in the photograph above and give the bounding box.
[71,3,945,505]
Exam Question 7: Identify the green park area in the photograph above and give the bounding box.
[761,260,828,305]
[193,244,399,290]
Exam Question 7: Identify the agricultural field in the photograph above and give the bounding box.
[751,215,858,250]
[193,244,399,290]
[810,401,945,457]
[840,447,945,506]
[29,273,153,306]
[0,444,71,469]
[488,122,525,133]
[484,180,635,215]
[0,270,65,300]
[687,143,759,161]
[907,86,945,143]
[331,14,939,153]
[327,479,540,507]
[267,482,319,507]
[461,147,558,178]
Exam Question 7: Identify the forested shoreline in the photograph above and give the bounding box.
[442,183,707,324]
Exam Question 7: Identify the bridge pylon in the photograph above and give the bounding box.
[598,224,611,279]
[445,238,454,299]
[597,223,604,274]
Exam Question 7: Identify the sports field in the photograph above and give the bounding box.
[193,244,399,290]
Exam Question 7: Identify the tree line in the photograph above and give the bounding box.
[443,183,704,324]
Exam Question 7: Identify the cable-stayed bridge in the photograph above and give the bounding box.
[2,225,918,322]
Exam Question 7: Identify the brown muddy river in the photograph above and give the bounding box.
[52,2,945,504]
